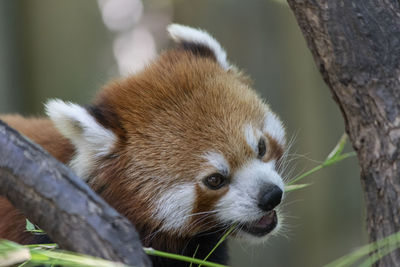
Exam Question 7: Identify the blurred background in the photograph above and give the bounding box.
[0,1,366,266]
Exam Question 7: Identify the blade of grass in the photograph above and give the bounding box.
[143,247,228,267]
[25,219,45,235]
[287,164,324,186]
[189,244,200,267]
[17,261,29,267]
[0,240,129,267]
[285,183,312,192]
[288,134,356,186]
[323,230,400,267]
[198,225,236,267]
[325,133,348,161]
[0,241,31,266]
[358,244,399,267]
[288,151,355,186]
[29,249,128,267]
[25,244,57,249]
[25,220,35,232]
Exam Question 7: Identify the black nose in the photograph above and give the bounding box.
[258,185,283,211]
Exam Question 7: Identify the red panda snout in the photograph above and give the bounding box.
[194,144,285,242]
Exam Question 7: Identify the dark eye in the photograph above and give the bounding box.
[258,138,266,158]
[203,173,226,190]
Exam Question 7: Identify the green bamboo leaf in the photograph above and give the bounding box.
[323,230,400,267]
[358,245,398,267]
[326,133,348,161]
[0,240,31,266]
[199,225,236,267]
[25,219,44,234]
[285,183,311,192]
[25,219,35,232]
[189,244,200,267]
[144,247,228,267]
[288,134,356,186]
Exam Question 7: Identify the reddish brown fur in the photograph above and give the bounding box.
[86,50,269,239]
[189,184,229,234]
[0,198,34,243]
[264,133,284,163]
[0,47,284,255]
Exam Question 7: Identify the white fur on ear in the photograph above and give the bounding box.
[167,24,231,70]
[45,99,116,180]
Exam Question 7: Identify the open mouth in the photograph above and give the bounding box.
[241,210,277,236]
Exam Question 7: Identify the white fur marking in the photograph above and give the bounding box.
[45,99,116,180]
[264,112,285,145]
[154,184,195,233]
[215,159,284,238]
[244,124,262,153]
[167,24,231,70]
[202,151,230,175]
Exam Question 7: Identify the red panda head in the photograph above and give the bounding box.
[45,24,287,244]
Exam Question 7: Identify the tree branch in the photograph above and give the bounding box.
[0,120,151,267]
[286,1,400,266]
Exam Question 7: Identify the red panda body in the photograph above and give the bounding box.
[0,25,287,266]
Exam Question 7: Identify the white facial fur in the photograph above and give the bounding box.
[45,99,116,180]
[244,124,262,154]
[202,151,230,175]
[153,184,195,233]
[153,152,229,234]
[211,117,285,240]
[264,112,285,145]
[216,160,284,222]
[168,24,231,70]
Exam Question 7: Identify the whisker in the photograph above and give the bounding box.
[278,199,304,208]
[288,153,322,164]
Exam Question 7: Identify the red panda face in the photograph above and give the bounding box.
[46,24,286,243]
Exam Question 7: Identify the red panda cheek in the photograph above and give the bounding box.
[188,184,229,232]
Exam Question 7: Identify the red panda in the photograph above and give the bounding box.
[0,24,287,266]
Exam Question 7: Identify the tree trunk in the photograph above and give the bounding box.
[0,120,151,267]
[286,0,400,265]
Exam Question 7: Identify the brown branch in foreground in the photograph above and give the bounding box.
[0,120,151,267]
[286,1,400,266]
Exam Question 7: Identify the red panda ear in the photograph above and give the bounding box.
[167,24,232,70]
[45,99,116,179]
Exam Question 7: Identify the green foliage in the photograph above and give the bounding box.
[0,239,228,267]
[199,226,236,267]
[285,183,311,192]
[286,133,356,191]
[25,220,35,232]
[0,240,127,267]
[25,219,45,235]
[323,230,400,267]
[144,247,228,267]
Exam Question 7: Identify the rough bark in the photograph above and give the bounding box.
[0,120,151,267]
[286,0,400,265]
